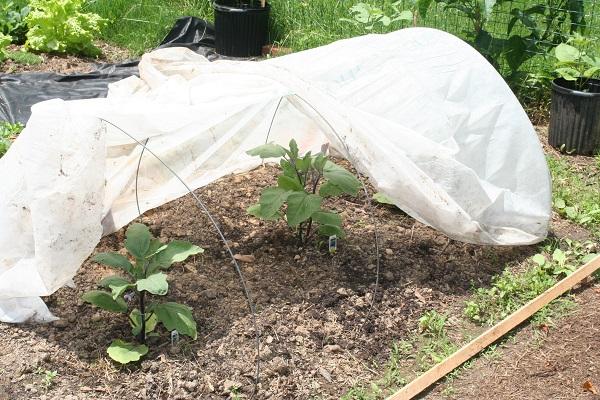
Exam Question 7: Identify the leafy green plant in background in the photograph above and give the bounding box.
[83,223,203,364]
[552,34,600,89]
[503,0,586,77]
[246,139,361,244]
[25,0,107,56]
[0,33,11,62]
[0,121,24,157]
[341,1,426,31]
[0,1,30,44]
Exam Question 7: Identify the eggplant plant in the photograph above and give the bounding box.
[83,223,203,364]
[246,139,361,244]
[552,35,600,89]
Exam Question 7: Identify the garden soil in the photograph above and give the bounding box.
[0,43,130,74]
[0,160,538,400]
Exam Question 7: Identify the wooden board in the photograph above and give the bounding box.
[387,255,600,400]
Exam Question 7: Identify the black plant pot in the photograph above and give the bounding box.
[213,0,270,57]
[549,78,600,155]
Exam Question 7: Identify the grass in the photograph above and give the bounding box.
[465,239,597,325]
[86,0,596,55]
[85,0,214,56]
[548,154,600,237]
[5,50,42,65]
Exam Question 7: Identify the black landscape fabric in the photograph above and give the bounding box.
[0,17,216,124]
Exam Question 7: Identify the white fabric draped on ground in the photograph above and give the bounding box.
[0,28,551,323]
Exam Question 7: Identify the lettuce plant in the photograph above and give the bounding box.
[246,139,361,244]
[25,0,106,56]
[0,1,29,44]
[83,223,203,364]
[0,33,11,61]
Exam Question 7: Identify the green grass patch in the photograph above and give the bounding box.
[465,239,597,326]
[86,0,213,56]
[5,50,43,65]
[548,155,600,236]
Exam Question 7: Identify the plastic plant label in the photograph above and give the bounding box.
[328,235,338,254]
[171,330,179,345]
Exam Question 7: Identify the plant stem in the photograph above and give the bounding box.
[139,290,146,344]
[303,172,320,243]
[304,218,313,242]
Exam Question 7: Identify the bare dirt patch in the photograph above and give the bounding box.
[0,42,131,74]
[0,163,534,400]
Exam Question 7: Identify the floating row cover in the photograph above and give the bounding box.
[0,28,551,323]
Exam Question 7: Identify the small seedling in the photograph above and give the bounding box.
[35,368,57,390]
[83,223,203,364]
[246,139,361,244]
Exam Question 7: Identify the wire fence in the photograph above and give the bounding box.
[413,0,600,102]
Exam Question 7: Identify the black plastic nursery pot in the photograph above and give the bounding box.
[548,77,600,156]
[213,0,270,57]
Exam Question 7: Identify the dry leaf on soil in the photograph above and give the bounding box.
[583,380,598,395]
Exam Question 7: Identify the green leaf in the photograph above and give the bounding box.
[277,175,304,191]
[107,340,148,364]
[130,309,158,336]
[286,192,322,226]
[373,192,396,205]
[153,302,197,339]
[555,43,580,63]
[318,224,346,238]
[146,239,167,257]
[247,203,281,221]
[82,290,128,313]
[555,67,580,81]
[92,253,133,274]
[531,253,546,266]
[136,273,169,295]
[295,152,312,173]
[583,66,600,78]
[246,143,287,159]
[259,187,291,217]
[98,275,131,289]
[394,10,413,21]
[554,198,566,209]
[581,254,598,263]
[319,181,344,198]
[417,0,433,18]
[288,139,299,159]
[504,35,527,72]
[280,159,298,179]
[153,240,203,270]
[565,206,578,219]
[312,153,327,173]
[552,248,567,265]
[311,211,342,227]
[323,161,361,196]
[125,223,152,259]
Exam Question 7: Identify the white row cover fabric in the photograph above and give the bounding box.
[0,28,551,323]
